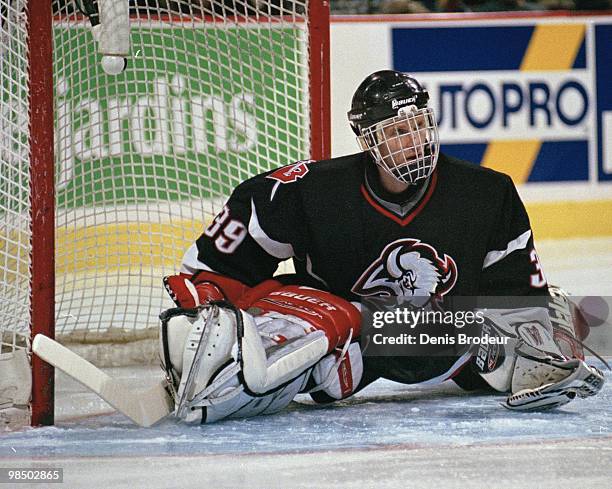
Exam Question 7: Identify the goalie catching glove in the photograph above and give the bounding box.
[159,280,363,423]
[475,300,605,411]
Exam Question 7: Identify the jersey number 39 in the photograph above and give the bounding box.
[204,205,247,254]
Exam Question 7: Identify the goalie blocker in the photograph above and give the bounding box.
[160,279,362,423]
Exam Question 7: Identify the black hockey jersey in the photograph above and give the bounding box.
[184,152,548,302]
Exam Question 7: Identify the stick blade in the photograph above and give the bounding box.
[32,334,173,427]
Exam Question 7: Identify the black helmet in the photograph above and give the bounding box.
[346,71,439,185]
[347,70,430,136]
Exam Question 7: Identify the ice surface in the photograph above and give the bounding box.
[2,360,610,457]
[1,237,611,488]
[1,359,610,488]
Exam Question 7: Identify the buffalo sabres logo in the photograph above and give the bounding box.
[352,238,458,305]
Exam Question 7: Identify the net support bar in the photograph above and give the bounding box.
[308,0,331,160]
[28,0,55,427]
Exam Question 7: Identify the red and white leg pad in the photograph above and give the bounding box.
[159,284,362,423]
[309,342,363,401]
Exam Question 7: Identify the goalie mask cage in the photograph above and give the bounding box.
[0,0,330,427]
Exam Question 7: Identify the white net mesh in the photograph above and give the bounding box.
[1,0,318,410]
[1,0,31,425]
[1,0,30,356]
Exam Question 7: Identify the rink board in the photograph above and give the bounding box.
[331,14,612,186]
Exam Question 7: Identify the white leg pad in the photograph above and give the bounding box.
[241,310,329,393]
[166,306,331,423]
[176,307,238,407]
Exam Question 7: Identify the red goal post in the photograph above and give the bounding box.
[0,0,330,427]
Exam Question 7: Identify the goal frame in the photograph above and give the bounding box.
[25,0,330,426]
[29,0,55,427]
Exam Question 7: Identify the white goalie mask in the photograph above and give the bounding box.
[348,70,440,184]
[357,105,439,184]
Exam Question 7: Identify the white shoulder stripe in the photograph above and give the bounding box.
[483,229,532,269]
[248,198,295,259]
[180,243,216,274]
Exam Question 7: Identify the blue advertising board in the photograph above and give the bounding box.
[392,20,611,183]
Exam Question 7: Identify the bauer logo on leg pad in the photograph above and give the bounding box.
[268,290,338,311]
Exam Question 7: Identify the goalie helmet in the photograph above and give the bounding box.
[347,70,439,184]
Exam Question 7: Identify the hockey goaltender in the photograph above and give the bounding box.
[159,71,605,424]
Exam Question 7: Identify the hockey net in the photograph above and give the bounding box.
[1,0,329,426]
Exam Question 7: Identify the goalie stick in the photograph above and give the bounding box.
[32,334,174,427]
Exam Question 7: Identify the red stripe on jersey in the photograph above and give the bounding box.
[361,170,438,227]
